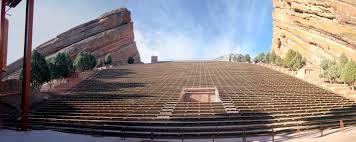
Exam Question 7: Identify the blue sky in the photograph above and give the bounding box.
[6,0,273,64]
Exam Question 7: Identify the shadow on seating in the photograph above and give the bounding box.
[272,104,356,141]
[163,110,276,138]
[302,104,356,129]
[94,69,135,79]
[72,79,145,93]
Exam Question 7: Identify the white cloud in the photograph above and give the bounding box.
[5,0,272,65]
[135,29,195,63]
[135,26,258,63]
[199,37,255,60]
[154,35,194,61]
[134,29,155,63]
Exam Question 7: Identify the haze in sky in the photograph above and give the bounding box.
[6,0,273,64]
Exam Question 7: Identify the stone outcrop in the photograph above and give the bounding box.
[272,0,356,66]
[3,8,140,79]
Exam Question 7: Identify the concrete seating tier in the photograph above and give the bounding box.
[3,61,356,138]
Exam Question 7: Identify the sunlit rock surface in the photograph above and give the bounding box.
[272,0,356,65]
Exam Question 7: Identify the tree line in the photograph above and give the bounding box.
[254,49,355,90]
[254,49,305,71]
[320,54,356,89]
[229,54,251,63]
[19,50,136,90]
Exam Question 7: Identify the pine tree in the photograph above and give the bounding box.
[19,50,51,89]
[128,56,135,64]
[104,54,112,65]
[55,52,74,78]
[74,52,97,72]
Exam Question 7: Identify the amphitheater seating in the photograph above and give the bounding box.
[3,61,356,138]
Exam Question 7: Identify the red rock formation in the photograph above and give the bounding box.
[4,8,140,79]
[272,0,356,65]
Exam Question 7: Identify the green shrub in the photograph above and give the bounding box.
[265,53,270,64]
[283,50,305,70]
[274,56,283,66]
[19,50,51,88]
[320,59,339,83]
[47,58,59,80]
[283,50,296,68]
[74,52,96,72]
[242,54,251,63]
[268,51,284,66]
[338,53,349,66]
[104,54,112,65]
[269,51,277,64]
[320,54,352,84]
[96,58,105,68]
[128,56,135,64]
[230,54,251,63]
[254,53,266,63]
[54,52,74,78]
[232,54,243,62]
[340,60,356,89]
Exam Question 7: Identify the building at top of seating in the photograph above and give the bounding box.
[151,56,158,64]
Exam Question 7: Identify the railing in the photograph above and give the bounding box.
[1,118,355,142]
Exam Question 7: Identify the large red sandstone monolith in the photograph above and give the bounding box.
[3,8,140,80]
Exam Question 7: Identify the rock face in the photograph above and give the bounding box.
[3,8,140,79]
[272,0,356,66]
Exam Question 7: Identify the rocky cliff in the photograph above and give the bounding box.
[4,8,140,79]
[272,0,356,66]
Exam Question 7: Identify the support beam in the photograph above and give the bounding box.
[21,0,34,131]
[2,18,7,73]
[0,0,5,92]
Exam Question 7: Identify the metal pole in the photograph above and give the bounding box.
[242,129,246,142]
[272,128,275,142]
[340,120,344,129]
[21,0,34,131]
[319,122,323,137]
[0,0,5,93]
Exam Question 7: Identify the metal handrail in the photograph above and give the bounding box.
[0,118,355,140]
